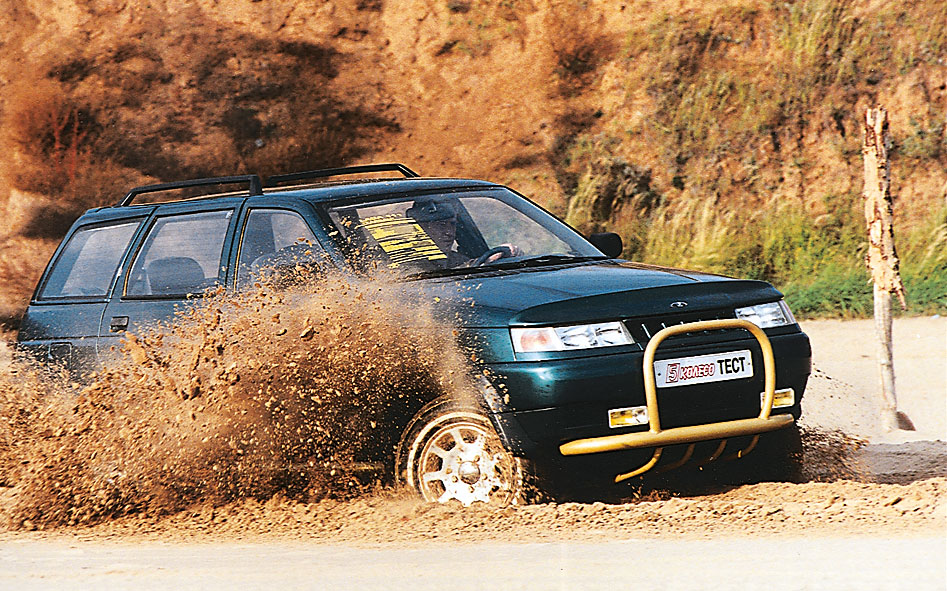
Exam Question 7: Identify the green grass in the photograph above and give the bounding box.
[779,265,873,318]
[781,262,947,319]
[603,192,947,319]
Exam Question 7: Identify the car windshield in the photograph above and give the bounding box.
[320,188,604,276]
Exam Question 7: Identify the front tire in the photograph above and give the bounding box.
[751,422,804,482]
[396,399,523,507]
[710,423,804,484]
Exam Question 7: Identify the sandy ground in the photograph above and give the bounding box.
[801,316,946,444]
[0,317,945,589]
[2,535,944,590]
[802,316,947,488]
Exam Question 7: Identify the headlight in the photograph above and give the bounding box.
[511,321,634,353]
[735,300,796,329]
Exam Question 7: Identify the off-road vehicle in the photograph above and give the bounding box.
[18,164,811,505]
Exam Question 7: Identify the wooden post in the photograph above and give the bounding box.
[861,107,914,432]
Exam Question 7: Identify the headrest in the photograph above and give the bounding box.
[405,199,457,222]
[147,256,206,294]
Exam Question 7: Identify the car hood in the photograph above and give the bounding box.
[404,260,782,327]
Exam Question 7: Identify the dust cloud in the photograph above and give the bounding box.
[0,278,478,529]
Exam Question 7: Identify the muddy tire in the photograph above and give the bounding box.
[396,398,524,507]
[756,422,805,482]
[712,423,804,484]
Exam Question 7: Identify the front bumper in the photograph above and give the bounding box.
[488,320,810,483]
[559,414,794,455]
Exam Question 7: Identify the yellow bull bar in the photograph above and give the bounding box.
[558,319,794,482]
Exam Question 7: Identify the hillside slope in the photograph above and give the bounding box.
[0,0,944,324]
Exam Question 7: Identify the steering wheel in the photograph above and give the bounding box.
[471,245,514,267]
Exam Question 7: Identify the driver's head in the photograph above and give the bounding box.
[406,199,458,251]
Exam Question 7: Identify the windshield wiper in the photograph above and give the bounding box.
[403,255,607,280]
[490,254,607,268]
[403,266,503,280]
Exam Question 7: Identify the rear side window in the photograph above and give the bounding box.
[126,210,233,297]
[39,220,141,299]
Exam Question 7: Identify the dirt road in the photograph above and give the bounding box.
[2,535,944,590]
[1,317,945,589]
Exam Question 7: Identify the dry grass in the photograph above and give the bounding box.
[1,80,103,203]
[556,0,946,315]
[546,2,614,97]
[602,0,945,199]
[0,237,57,327]
[0,10,402,325]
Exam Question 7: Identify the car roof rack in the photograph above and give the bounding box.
[264,163,420,188]
[117,175,263,207]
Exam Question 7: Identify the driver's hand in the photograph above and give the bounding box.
[485,243,522,263]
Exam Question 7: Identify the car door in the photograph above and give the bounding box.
[98,202,242,356]
[18,216,145,374]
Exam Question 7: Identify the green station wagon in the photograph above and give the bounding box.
[18,164,811,505]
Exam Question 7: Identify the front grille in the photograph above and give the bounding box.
[624,309,743,349]
[656,379,762,429]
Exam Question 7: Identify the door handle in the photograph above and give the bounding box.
[109,316,129,333]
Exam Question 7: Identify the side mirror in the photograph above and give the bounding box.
[588,232,623,258]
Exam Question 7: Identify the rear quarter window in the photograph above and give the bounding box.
[39,220,141,299]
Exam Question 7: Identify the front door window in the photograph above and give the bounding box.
[236,209,321,287]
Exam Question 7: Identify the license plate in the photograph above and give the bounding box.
[654,350,753,388]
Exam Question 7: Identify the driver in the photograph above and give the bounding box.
[406,199,520,267]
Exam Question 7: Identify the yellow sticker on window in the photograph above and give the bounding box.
[360,214,447,267]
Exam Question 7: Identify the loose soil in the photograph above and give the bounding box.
[0,318,943,556]
[0,305,945,590]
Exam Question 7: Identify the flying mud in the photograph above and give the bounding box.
[0,279,479,529]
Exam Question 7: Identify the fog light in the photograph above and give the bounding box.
[761,388,795,409]
[609,406,649,428]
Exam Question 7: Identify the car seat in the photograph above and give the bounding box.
[146,256,207,295]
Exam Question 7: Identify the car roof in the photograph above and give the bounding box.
[77,176,502,223]
[265,177,500,203]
